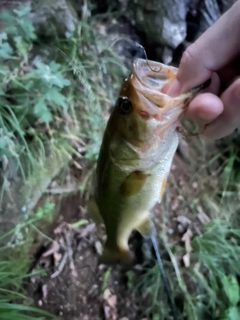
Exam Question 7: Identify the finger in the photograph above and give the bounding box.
[217,59,240,91]
[207,72,221,95]
[167,0,240,96]
[185,73,222,124]
[185,93,224,125]
[204,78,240,139]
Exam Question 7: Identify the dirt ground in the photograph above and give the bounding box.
[26,135,219,320]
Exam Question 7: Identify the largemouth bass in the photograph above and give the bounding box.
[92,58,209,265]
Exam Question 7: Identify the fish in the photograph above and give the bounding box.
[90,58,210,265]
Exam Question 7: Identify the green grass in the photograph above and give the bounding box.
[3,3,240,320]
[0,3,125,196]
[126,136,240,320]
[0,3,125,319]
[0,202,56,320]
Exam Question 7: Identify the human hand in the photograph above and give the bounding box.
[167,0,240,140]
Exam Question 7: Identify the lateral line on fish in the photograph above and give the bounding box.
[149,218,179,320]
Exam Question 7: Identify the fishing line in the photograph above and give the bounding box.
[149,218,179,320]
[110,38,161,73]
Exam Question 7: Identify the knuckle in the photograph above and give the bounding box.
[180,44,197,67]
[233,77,240,88]
[230,77,240,99]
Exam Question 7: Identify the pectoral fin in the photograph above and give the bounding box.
[135,215,151,238]
[87,196,103,224]
[159,176,168,202]
[120,171,151,196]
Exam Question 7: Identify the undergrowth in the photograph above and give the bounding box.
[0,4,124,196]
[3,3,240,320]
[127,140,240,320]
[0,3,124,319]
[0,202,56,320]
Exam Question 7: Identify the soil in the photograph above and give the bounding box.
[26,134,220,320]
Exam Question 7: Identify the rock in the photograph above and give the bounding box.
[31,0,78,38]
[109,0,236,64]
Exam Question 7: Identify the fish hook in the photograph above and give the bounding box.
[110,38,161,73]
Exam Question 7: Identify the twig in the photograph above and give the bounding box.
[50,251,68,279]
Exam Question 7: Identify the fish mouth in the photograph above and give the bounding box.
[133,58,178,94]
[132,58,187,113]
[131,58,210,115]
[130,58,187,121]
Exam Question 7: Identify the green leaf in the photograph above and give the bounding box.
[49,61,61,72]
[45,88,68,109]
[19,19,36,41]
[0,32,7,42]
[71,219,88,228]
[34,100,52,123]
[0,42,13,59]
[101,269,111,292]
[126,270,137,289]
[222,275,239,305]
[34,61,70,88]
[14,36,29,56]
[0,10,14,23]
[13,5,31,17]
[222,306,240,320]
[0,65,10,82]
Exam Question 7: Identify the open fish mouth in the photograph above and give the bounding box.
[131,58,188,111]
[132,58,211,110]
[132,58,178,94]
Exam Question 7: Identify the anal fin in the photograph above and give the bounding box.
[99,245,133,267]
[87,196,103,224]
[135,215,151,238]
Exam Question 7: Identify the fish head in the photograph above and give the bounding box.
[106,58,211,154]
[109,58,208,149]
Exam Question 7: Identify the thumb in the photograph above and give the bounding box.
[167,0,240,96]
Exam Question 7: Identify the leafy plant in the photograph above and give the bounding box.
[0,202,56,320]
[0,3,124,320]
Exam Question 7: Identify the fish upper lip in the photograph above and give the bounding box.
[132,58,178,94]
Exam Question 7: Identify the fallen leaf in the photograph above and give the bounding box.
[182,228,193,268]
[42,284,48,300]
[53,252,62,263]
[174,216,191,226]
[95,240,103,255]
[103,289,117,320]
[77,223,95,238]
[42,241,60,257]
[53,222,67,234]
[196,206,210,224]
[183,253,190,268]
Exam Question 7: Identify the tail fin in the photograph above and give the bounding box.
[99,245,133,267]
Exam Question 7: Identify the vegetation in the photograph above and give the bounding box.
[126,137,240,320]
[0,202,55,319]
[1,3,240,320]
[0,3,124,319]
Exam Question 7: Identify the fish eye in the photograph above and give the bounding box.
[118,96,133,115]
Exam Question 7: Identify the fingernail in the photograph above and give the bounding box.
[166,79,182,97]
